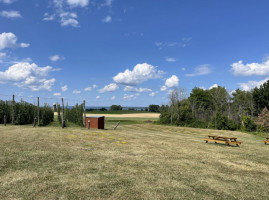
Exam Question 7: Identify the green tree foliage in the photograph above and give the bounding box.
[110,105,122,111]
[65,104,84,127]
[0,99,53,126]
[148,104,160,112]
[256,107,269,137]
[253,81,269,114]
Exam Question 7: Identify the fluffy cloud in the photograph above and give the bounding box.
[113,63,163,86]
[209,84,218,89]
[102,16,112,23]
[0,32,30,50]
[54,93,61,96]
[84,87,92,91]
[239,78,269,91]
[231,59,269,76]
[0,62,55,91]
[67,0,89,7]
[123,94,136,100]
[93,84,97,88]
[61,85,68,92]
[185,65,211,77]
[60,12,79,27]
[166,57,176,62]
[49,54,65,62]
[165,75,179,88]
[72,90,81,94]
[160,85,167,91]
[124,86,152,92]
[0,0,15,3]
[149,91,158,97]
[0,10,22,18]
[96,95,100,99]
[99,83,119,93]
[43,13,55,21]
[111,96,115,100]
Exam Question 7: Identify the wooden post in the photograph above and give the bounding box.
[33,117,36,127]
[83,100,86,127]
[4,115,6,126]
[37,97,40,126]
[114,121,121,130]
[12,94,15,124]
[87,120,90,129]
[61,98,64,128]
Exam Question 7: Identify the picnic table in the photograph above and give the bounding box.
[265,138,269,145]
[203,135,241,146]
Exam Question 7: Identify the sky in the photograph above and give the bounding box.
[1,0,269,107]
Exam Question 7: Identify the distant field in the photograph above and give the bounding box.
[86,110,158,114]
[1,121,269,199]
[87,113,160,119]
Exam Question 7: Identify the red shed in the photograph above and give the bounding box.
[85,116,105,129]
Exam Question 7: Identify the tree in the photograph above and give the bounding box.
[148,104,160,112]
[168,89,179,125]
[256,107,269,138]
[253,80,269,114]
[110,105,122,111]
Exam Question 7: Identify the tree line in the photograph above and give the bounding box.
[159,80,269,132]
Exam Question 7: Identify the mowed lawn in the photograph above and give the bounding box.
[0,120,269,199]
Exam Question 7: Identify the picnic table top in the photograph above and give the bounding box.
[207,135,237,140]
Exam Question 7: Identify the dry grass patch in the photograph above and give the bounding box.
[0,124,269,199]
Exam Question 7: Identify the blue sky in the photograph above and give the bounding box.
[1,0,269,106]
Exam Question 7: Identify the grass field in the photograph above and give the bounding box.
[1,119,269,199]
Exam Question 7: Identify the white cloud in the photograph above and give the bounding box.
[149,91,158,97]
[0,62,56,91]
[49,54,65,62]
[0,0,15,3]
[160,85,167,91]
[96,95,100,99]
[93,84,97,88]
[166,57,176,62]
[231,59,269,76]
[0,52,6,58]
[102,16,112,23]
[181,68,186,71]
[54,93,61,96]
[239,78,269,91]
[67,0,89,7]
[123,94,136,100]
[0,32,30,50]
[111,96,115,100]
[60,12,79,27]
[113,63,164,86]
[61,85,68,92]
[72,90,81,94]
[185,65,211,77]
[165,75,179,88]
[209,84,218,90]
[43,13,55,21]
[99,83,119,93]
[0,10,22,18]
[84,87,92,91]
[124,86,152,92]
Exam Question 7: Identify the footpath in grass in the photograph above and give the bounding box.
[0,123,269,199]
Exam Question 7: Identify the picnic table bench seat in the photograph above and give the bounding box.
[203,135,241,146]
[265,138,269,145]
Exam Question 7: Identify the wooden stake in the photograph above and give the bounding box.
[114,121,120,130]
[37,97,40,126]
[88,120,90,129]
[83,100,86,127]
[61,98,64,128]
[12,95,15,125]
[4,115,6,126]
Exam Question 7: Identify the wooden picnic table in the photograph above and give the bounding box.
[265,138,269,145]
[203,135,241,146]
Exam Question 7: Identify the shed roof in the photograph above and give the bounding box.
[87,116,105,118]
